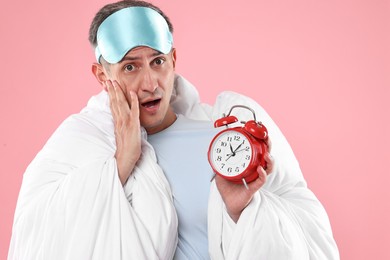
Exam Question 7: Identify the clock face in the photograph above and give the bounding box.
[209,130,253,177]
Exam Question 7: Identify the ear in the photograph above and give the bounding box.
[91,63,109,91]
[171,48,177,69]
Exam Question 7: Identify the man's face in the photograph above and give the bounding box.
[103,46,177,134]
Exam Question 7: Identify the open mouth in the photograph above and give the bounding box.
[141,98,161,108]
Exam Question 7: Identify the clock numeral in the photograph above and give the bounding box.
[216,148,221,153]
[245,146,250,151]
[245,155,251,160]
[227,137,232,142]
[227,167,232,173]
[221,163,225,169]
[235,167,240,172]
[242,163,246,168]
[221,142,227,147]
[234,136,241,141]
[216,156,222,161]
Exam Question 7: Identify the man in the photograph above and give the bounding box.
[9,1,339,259]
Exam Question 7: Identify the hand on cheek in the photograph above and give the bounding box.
[104,80,142,185]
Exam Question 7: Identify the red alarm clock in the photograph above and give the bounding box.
[208,105,268,188]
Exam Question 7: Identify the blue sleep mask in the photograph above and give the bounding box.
[95,6,173,64]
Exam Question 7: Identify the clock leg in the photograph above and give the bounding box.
[242,178,249,190]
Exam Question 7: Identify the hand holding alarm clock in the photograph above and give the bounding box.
[208,105,269,189]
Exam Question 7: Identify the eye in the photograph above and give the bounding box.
[154,57,165,66]
[124,64,135,72]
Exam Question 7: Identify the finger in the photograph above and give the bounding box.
[112,80,131,116]
[248,166,267,191]
[258,166,267,180]
[106,80,119,118]
[264,152,274,174]
[102,80,108,92]
[129,90,140,119]
[266,137,272,153]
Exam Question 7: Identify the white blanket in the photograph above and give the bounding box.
[9,75,339,259]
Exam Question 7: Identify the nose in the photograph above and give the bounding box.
[139,68,158,93]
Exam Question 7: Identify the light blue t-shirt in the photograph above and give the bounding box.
[148,115,219,260]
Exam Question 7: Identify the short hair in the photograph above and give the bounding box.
[88,0,174,48]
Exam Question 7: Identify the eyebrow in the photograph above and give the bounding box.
[119,50,163,63]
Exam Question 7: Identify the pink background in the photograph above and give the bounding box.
[1,0,389,259]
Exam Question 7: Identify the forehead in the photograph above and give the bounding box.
[127,46,162,56]
[115,46,164,64]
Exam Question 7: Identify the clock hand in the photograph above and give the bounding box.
[226,153,233,161]
[226,147,248,159]
[232,140,245,153]
[226,140,245,161]
[234,147,249,153]
[226,143,236,161]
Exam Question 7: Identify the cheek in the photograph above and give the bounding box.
[159,69,175,92]
[117,77,139,95]
[109,69,128,88]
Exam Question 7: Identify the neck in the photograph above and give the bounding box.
[145,107,177,135]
